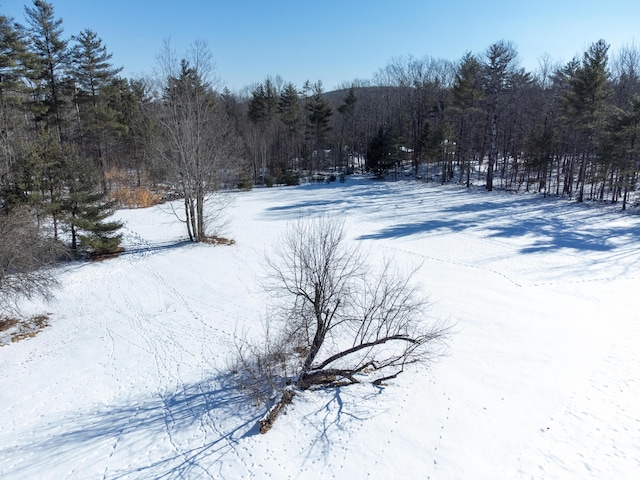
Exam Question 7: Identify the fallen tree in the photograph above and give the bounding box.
[232,215,450,433]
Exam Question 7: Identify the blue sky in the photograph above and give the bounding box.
[3,0,639,92]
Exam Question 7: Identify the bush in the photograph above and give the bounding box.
[237,172,253,190]
[0,208,64,314]
[110,187,162,208]
[278,170,300,186]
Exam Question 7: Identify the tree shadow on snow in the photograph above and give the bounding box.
[297,384,389,465]
[263,178,412,220]
[358,192,640,256]
[3,374,261,480]
[119,239,194,257]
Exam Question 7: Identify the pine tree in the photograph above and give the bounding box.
[337,86,357,171]
[24,0,69,140]
[366,125,399,176]
[0,14,29,183]
[0,14,27,98]
[70,28,124,191]
[596,95,640,209]
[482,40,522,191]
[451,52,484,186]
[246,78,281,182]
[6,129,66,236]
[277,82,301,135]
[61,147,122,255]
[248,79,278,124]
[277,82,302,173]
[562,39,611,202]
[305,81,332,172]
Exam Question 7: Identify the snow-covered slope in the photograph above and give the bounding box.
[1,177,639,479]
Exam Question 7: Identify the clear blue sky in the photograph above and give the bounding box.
[3,0,639,92]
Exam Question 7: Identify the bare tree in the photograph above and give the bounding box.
[0,208,64,314]
[232,216,449,433]
[154,40,239,242]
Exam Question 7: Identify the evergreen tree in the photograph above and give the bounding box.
[70,29,122,105]
[562,39,611,201]
[248,79,278,124]
[481,40,523,191]
[337,85,358,170]
[0,14,28,183]
[451,52,484,186]
[366,125,399,176]
[70,29,124,190]
[6,129,66,235]
[0,14,27,97]
[61,147,122,255]
[24,0,69,140]
[305,81,332,172]
[277,82,302,172]
[278,82,301,134]
[596,95,640,209]
[118,77,155,187]
[246,79,280,182]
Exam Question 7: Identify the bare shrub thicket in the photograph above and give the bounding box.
[0,208,64,314]
[232,216,450,433]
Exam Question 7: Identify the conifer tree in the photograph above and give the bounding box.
[61,146,122,255]
[0,14,28,181]
[0,14,27,98]
[596,94,640,209]
[246,79,279,182]
[451,52,484,186]
[24,0,69,140]
[337,86,358,170]
[366,125,399,176]
[562,39,611,201]
[70,28,124,191]
[305,81,332,173]
[482,40,521,191]
[277,82,302,172]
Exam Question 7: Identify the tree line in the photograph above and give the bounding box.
[242,40,640,211]
[2,1,639,310]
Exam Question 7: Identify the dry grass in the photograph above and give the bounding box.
[110,187,163,208]
[0,314,50,346]
[204,236,236,246]
[105,166,165,208]
[0,316,18,332]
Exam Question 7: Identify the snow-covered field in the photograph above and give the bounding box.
[1,177,639,479]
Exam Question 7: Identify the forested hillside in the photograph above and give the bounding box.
[2,1,639,308]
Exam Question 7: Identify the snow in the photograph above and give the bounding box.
[1,176,639,479]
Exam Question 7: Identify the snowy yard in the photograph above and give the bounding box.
[1,177,639,479]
